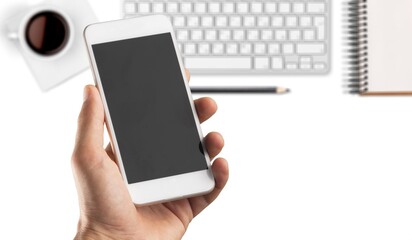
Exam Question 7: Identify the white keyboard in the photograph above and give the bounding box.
[124,0,331,75]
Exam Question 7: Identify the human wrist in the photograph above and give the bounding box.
[75,219,140,240]
[74,228,116,240]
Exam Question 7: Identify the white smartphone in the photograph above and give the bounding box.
[84,15,215,205]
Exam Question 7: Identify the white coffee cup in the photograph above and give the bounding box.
[5,0,97,91]
[12,5,75,61]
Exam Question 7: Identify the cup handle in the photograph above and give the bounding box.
[5,11,26,41]
[7,32,19,40]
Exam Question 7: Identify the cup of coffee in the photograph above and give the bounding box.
[5,1,97,91]
[17,5,74,60]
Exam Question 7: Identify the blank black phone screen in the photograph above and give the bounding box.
[92,33,208,184]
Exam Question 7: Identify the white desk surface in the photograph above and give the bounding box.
[1,1,411,239]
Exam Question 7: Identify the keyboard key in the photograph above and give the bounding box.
[251,3,263,13]
[293,3,305,13]
[247,30,259,41]
[237,3,249,13]
[265,3,277,13]
[275,30,287,41]
[153,3,164,13]
[185,57,252,69]
[209,2,221,13]
[216,16,228,27]
[279,3,291,13]
[187,16,200,27]
[230,16,242,27]
[286,16,298,27]
[257,16,270,27]
[314,17,326,40]
[272,16,284,27]
[201,16,213,27]
[212,43,224,54]
[314,63,326,70]
[314,16,326,26]
[304,30,315,40]
[240,43,252,54]
[219,30,231,41]
[285,56,299,63]
[297,44,325,54]
[300,63,312,70]
[181,3,192,13]
[137,3,150,14]
[194,2,207,13]
[173,16,186,27]
[205,30,217,41]
[233,30,245,41]
[300,57,312,63]
[124,3,136,14]
[268,43,281,54]
[289,30,301,41]
[198,43,210,55]
[272,57,284,69]
[244,16,256,27]
[286,63,298,70]
[226,43,238,55]
[167,2,178,13]
[184,44,196,55]
[261,30,273,41]
[255,57,270,69]
[254,43,267,55]
[223,3,235,13]
[191,30,203,41]
[283,44,294,55]
[300,16,312,27]
[307,3,326,13]
[177,30,189,41]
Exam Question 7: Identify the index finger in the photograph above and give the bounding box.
[185,68,191,82]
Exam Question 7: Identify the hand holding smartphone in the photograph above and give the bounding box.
[84,16,216,205]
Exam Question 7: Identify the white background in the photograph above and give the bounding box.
[1,1,412,239]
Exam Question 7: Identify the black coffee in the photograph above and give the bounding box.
[25,11,69,56]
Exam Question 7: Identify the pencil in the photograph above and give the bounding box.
[190,86,290,94]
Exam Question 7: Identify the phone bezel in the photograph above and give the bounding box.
[84,15,215,205]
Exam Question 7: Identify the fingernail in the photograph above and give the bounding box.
[83,86,90,102]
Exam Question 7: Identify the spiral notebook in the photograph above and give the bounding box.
[344,0,412,95]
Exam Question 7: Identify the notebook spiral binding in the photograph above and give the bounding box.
[344,0,369,94]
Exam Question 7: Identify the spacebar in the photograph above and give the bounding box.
[185,57,252,69]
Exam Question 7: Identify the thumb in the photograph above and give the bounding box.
[71,86,134,219]
[73,85,105,156]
